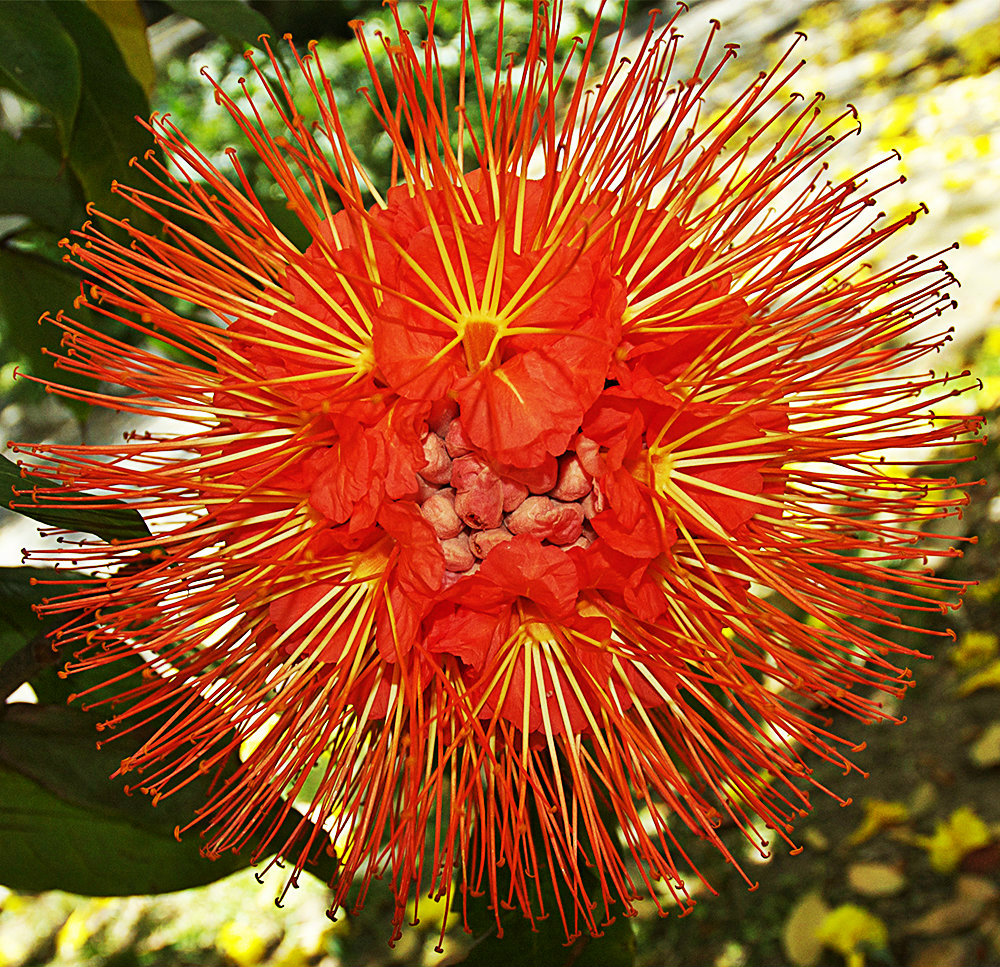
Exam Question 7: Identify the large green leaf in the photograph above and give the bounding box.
[0,130,85,231]
[162,0,275,49]
[1,451,152,543]
[0,242,109,417]
[0,702,337,895]
[89,0,156,97]
[0,566,94,705]
[0,2,81,150]
[0,566,160,707]
[0,567,54,668]
[48,1,152,223]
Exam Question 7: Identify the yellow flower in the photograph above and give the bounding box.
[957,659,1000,697]
[815,904,888,967]
[917,806,992,873]
[950,631,999,670]
[846,799,910,846]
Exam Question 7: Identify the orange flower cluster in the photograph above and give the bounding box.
[15,0,979,945]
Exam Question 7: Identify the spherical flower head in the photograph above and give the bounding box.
[13,0,981,946]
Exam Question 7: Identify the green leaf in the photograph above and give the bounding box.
[0,2,81,151]
[162,0,275,49]
[0,243,97,413]
[461,904,636,967]
[47,1,152,223]
[0,566,157,707]
[0,130,85,231]
[0,702,337,895]
[1,451,152,543]
[0,567,52,668]
[0,566,93,705]
[87,0,156,97]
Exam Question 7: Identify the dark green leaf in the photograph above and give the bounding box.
[0,245,75,365]
[0,231,149,416]
[0,130,85,231]
[0,566,93,704]
[0,567,52,667]
[0,702,337,895]
[461,902,635,967]
[162,0,275,49]
[0,243,98,415]
[1,451,152,543]
[47,1,152,223]
[0,767,225,895]
[88,0,156,97]
[0,2,81,150]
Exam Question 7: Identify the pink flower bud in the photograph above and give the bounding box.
[441,533,475,572]
[581,481,606,518]
[444,419,473,457]
[501,478,529,512]
[419,432,452,485]
[506,495,584,544]
[575,435,602,477]
[550,454,592,501]
[420,489,463,539]
[496,455,558,494]
[470,526,514,559]
[450,453,490,492]
[415,476,439,502]
[455,479,503,529]
[521,457,558,494]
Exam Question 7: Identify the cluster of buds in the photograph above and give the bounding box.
[417,404,600,574]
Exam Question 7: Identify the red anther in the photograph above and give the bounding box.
[418,432,452,485]
[501,478,529,512]
[506,495,585,545]
[550,453,592,501]
[469,526,514,559]
[444,419,473,457]
[441,534,475,572]
[420,489,463,539]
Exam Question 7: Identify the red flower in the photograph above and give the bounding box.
[13,0,980,946]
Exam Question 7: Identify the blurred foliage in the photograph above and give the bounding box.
[0,1,154,411]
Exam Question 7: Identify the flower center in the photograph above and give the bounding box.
[348,537,391,582]
[416,413,597,578]
[648,446,674,491]
[459,313,503,371]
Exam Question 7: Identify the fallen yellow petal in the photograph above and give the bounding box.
[847,799,911,846]
[917,806,992,874]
